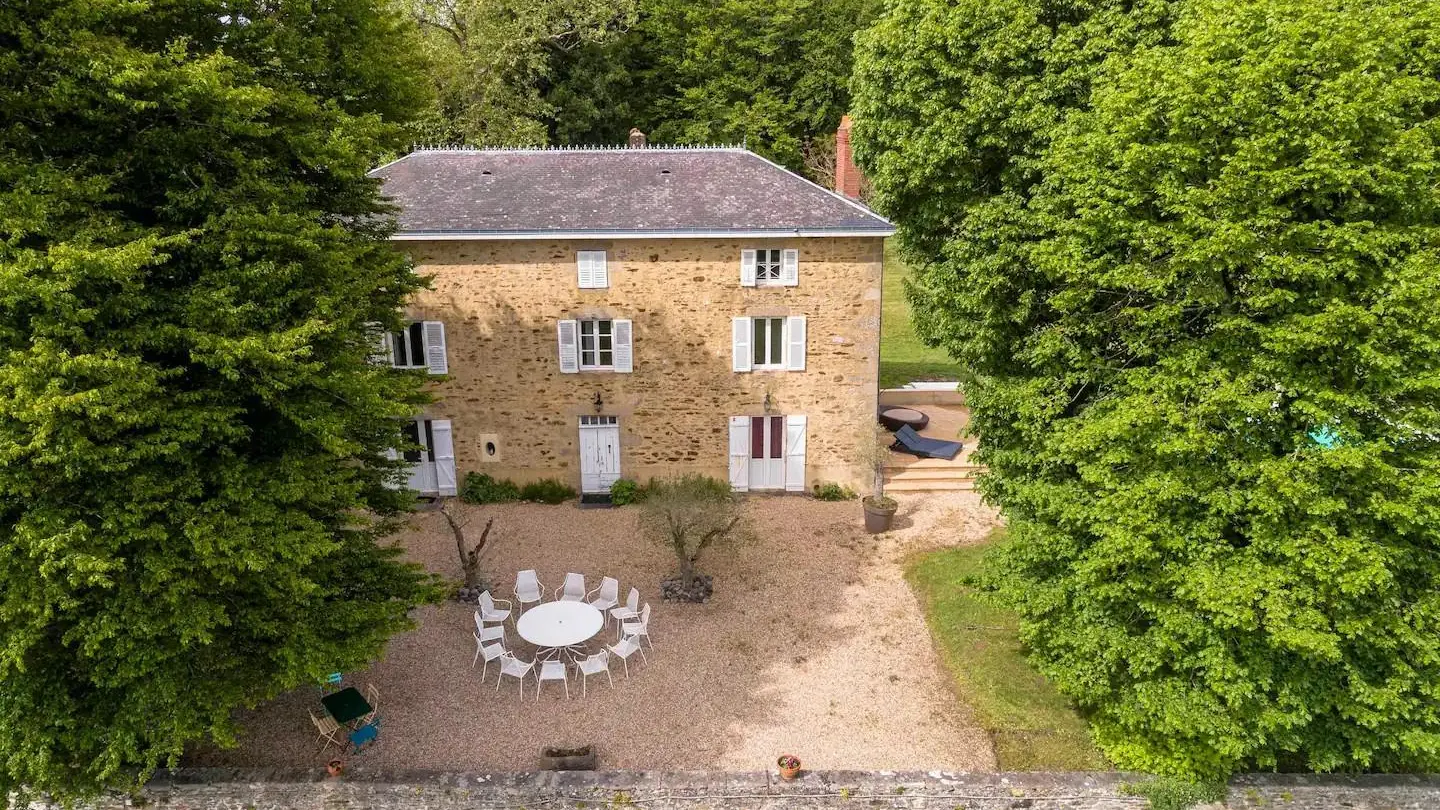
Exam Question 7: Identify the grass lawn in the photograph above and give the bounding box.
[880,240,962,389]
[906,531,1108,771]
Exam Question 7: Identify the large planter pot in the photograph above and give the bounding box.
[863,496,897,533]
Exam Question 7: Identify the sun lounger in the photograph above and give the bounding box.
[890,424,963,460]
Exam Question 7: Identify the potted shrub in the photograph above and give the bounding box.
[777,754,802,780]
[326,759,344,778]
[858,424,897,533]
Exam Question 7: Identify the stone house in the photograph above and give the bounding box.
[369,139,893,498]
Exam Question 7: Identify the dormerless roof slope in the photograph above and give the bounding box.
[369,147,895,239]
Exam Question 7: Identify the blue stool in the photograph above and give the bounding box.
[349,721,379,752]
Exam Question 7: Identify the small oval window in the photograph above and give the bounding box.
[485,441,497,456]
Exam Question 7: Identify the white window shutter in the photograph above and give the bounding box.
[577,251,609,289]
[728,416,750,492]
[781,249,799,286]
[367,322,393,366]
[740,249,757,287]
[431,419,457,496]
[784,414,806,492]
[785,315,806,371]
[423,321,448,375]
[557,320,579,373]
[732,317,752,372]
[613,318,633,373]
[576,253,592,288]
[593,251,609,288]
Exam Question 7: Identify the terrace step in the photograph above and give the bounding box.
[884,478,978,492]
[884,465,985,482]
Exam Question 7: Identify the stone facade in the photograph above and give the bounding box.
[401,237,883,493]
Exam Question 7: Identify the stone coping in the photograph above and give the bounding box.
[124,768,1440,809]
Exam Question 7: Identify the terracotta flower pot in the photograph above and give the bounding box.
[326,759,344,778]
[777,755,801,780]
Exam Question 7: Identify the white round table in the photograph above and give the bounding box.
[516,601,604,649]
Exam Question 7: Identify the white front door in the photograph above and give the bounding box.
[748,415,786,490]
[579,416,621,493]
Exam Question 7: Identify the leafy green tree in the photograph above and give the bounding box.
[0,0,443,799]
[856,0,1440,778]
[402,0,640,145]
[546,0,879,173]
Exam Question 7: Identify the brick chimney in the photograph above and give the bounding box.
[834,115,862,199]
[628,128,647,148]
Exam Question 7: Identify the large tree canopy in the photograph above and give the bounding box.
[402,0,877,177]
[0,0,441,798]
[854,0,1440,778]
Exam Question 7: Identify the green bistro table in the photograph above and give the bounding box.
[320,687,373,727]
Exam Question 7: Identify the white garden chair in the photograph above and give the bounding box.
[359,683,380,727]
[477,590,512,624]
[588,576,620,615]
[621,603,653,649]
[473,611,505,643]
[610,587,640,630]
[310,709,343,753]
[576,650,613,696]
[608,636,644,678]
[514,569,545,615]
[473,633,505,680]
[495,653,533,701]
[554,572,586,602]
[536,659,569,700]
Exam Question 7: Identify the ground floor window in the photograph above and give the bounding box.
[390,418,456,496]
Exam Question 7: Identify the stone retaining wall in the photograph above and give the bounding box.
[84,769,1440,810]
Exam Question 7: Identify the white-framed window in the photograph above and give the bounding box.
[755,249,782,284]
[731,316,806,372]
[558,318,633,373]
[391,322,427,369]
[577,250,609,289]
[579,415,618,426]
[370,320,448,375]
[751,317,786,369]
[580,319,614,370]
[386,417,457,496]
[740,248,798,287]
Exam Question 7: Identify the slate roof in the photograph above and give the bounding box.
[369,147,894,239]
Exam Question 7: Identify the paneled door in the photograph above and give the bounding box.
[748,415,786,490]
[579,416,621,494]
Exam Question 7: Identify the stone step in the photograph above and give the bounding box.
[884,478,978,492]
[884,456,978,471]
[884,466,984,482]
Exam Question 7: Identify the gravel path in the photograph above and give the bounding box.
[185,492,1001,772]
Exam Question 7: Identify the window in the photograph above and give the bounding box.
[577,250,609,288]
[754,249,782,284]
[391,322,427,369]
[579,415,618,426]
[741,248,798,287]
[579,320,614,370]
[751,317,785,368]
[401,418,434,464]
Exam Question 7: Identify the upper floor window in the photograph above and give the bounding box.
[557,318,633,373]
[577,250,609,289]
[731,316,806,372]
[741,248,798,287]
[391,322,427,369]
[370,320,448,375]
[579,319,614,370]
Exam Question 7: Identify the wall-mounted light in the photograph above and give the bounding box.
[762,390,774,414]
[593,391,604,412]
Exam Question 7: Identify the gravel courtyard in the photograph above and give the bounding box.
[185,492,1002,772]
